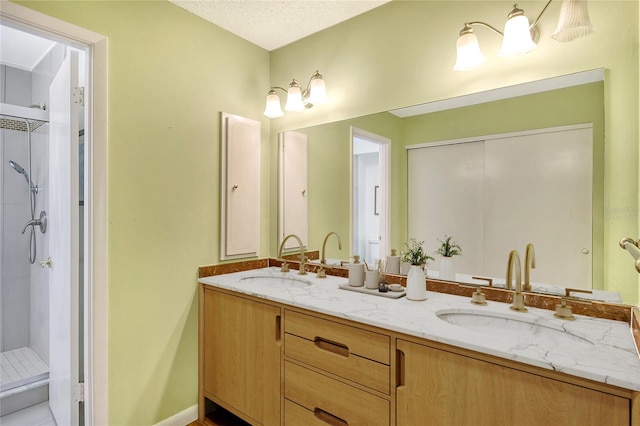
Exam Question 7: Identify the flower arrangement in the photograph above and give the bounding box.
[435,235,462,258]
[401,238,435,266]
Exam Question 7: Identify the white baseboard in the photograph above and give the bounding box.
[153,404,198,426]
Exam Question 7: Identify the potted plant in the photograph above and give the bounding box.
[401,238,435,268]
[435,235,462,281]
[401,239,434,300]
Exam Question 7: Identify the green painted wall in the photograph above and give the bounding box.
[269,1,639,305]
[17,1,270,424]
[13,0,640,424]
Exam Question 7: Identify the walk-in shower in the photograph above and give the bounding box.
[1,103,50,416]
[5,112,48,265]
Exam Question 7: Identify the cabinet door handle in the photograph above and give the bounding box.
[396,348,405,388]
[314,337,349,357]
[314,407,348,426]
[275,315,282,344]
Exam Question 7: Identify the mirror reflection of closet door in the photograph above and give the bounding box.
[279,131,308,251]
[407,141,485,275]
[408,124,592,288]
[483,127,592,288]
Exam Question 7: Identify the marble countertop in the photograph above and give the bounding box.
[199,267,640,392]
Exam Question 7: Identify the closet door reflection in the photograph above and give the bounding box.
[408,141,485,276]
[408,125,593,289]
[483,127,592,288]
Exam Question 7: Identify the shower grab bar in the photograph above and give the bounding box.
[619,237,640,273]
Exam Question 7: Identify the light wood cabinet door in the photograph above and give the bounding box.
[396,339,630,426]
[203,288,281,426]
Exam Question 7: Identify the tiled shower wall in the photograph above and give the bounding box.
[0,43,64,365]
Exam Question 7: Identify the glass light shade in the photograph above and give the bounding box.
[453,32,487,71]
[498,14,537,56]
[307,76,328,105]
[263,91,283,118]
[552,0,595,42]
[285,84,305,112]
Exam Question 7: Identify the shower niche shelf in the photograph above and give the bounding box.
[0,103,49,132]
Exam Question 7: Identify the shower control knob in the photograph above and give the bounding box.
[40,257,52,268]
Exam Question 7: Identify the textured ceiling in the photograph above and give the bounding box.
[169,0,390,51]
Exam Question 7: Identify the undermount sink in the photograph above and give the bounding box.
[240,273,312,288]
[436,311,594,349]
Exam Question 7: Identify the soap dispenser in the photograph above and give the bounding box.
[347,255,365,287]
[386,249,400,274]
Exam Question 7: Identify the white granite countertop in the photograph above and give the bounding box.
[199,267,640,392]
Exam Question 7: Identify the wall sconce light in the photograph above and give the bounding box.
[454,0,594,71]
[263,70,328,118]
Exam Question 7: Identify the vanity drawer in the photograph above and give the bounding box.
[284,333,389,394]
[284,310,390,364]
[284,361,390,426]
[284,310,390,393]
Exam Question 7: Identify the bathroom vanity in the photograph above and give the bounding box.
[198,266,640,426]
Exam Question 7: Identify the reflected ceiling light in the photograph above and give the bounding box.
[454,0,594,71]
[263,70,328,118]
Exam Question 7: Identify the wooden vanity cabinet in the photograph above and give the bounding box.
[396,339,631,426]
[283,310,391,426]
[200,287,282,426]
[199,283,638,426]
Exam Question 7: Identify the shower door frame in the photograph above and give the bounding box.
[0,3,108,425]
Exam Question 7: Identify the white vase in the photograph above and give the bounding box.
[406,265,427,301]
[440,257,455,281]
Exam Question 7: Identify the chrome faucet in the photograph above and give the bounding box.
[21,211,47,234]
[317,232,342,278]
[506,250,527,312]
[524,243,536,291]
[278,234,307,275]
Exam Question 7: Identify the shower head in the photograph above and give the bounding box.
[9,160,33,187]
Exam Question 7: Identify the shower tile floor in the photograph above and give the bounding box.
[1,347,49,392]
[0,402,55,426]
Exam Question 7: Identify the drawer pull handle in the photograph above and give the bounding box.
[396,348,405,387]
[314,337,349,357]
[314,407,348,426]
[275,315,282,344]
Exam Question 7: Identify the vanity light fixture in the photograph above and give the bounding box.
[263,70,328,118]
[454,0,594,71]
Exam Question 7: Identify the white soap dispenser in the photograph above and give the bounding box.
[386,249,400,274]
[347,255,365,287]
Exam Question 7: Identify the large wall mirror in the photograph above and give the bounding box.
[275,70,636,303]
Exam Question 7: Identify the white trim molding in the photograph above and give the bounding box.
[391,68,605,118]
[405,123,594,151]
[152,405,198,426]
